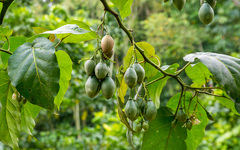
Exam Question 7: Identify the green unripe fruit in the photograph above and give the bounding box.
[84,60,96,76]
[136,97,146,114]
[201,0,216,9]
[186,118,193,130]
[133,62,145,84]
[132,100,140,120]
[164,0,169,3]
[171,119,178,129]
[142,122,149,131]
[137,83,146,98]
[199,3,214,25]
[101,35,114,54]
[173,0,186,11]
[85,76,101,98]
[144,100,157,121]
[124,66,137,89]
[135,123,142,132]
[95,62,108,80]
[177,108,188,123]
[125,98,138,121]
[101,77,116,99]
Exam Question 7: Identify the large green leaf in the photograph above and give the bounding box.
[184,52,240,104]
[185,62,212,86]
[20,102,40,135]
[142,107,187,150]
[147,64,179,109]
[54,50,72,109]
[0,71,21,149]
[0,26,13,41]
[8,37,60,110]
[123,42,160,78]
[116,66,127,103]
[110,0,133,19]
[1,36,27,69]
[42,20,97,43]
[167,92,208,150]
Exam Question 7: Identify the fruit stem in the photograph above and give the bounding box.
[187,91,198,115]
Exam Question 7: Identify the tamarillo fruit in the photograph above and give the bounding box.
[201,0,216,9]
[95,62,108,80]
[186,118,193,130]
[102,50,113,60]
[85,75,101,98]
[199,3,214,25]
[135,122,142,132]
[84,59,96,76]
[144,100,157,121]
[101,35,114,54]
[133,62,145,84]
[177,108,188,123]
[173,0,186,11]
[125,98,138,121]
[142,122,149,131]
[124,66,137,89]
[101,77,116,99]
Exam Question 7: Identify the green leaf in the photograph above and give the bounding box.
[8,37,60,110]
[20,102,40,135]
[0,26,13,41]
[116,66,127,103]
[42,21,97,43]
[0,71,21,149]
[167,92,208,150]
[110,0,133,19]
[214,90,240,115]
[32,27,55,42]
[184,52,240,104]
[185,62,212,86]
[1,36,27,69]
[147,64,179,109]
[142,107,187,150]
[54,50,72,109]
[123,42,160,78]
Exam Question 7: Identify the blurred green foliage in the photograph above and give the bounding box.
[1,0,240,149]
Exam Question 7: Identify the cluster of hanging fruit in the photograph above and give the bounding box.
[123,60,157,132]
[164,0,216,25]
[84,35,115,100]
[171,108,197,130]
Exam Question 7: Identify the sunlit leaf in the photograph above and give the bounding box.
[0,71,21,149]
[54,50,72,109]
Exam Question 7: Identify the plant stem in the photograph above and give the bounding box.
[197,90,230,99]
[146,75,166,86]
[176,62,191,76]
[55,39,63,48]
[187,91,198,115]
[186,86,221,90]
[0,48,12,55]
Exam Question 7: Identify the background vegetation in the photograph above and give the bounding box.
[0,0,240,149]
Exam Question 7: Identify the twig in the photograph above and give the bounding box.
[146,75,166,86]
[0,48,12,55]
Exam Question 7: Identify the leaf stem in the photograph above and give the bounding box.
[0,48,12,55]
[187,91,198,115]
[55,39,63,48]
[176,62,191,76]
[146,75,166,86]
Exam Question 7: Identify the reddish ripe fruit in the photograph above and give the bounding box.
[101,35,114,54]
[102,50,113,60]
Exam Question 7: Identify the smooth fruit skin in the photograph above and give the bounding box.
[101,77,116,99]
[125,99,138,121]
[144,100,157,121]
[173,0,186,11]
[186,119,193,130]
[85,75,101,98]
[103,50,113,60]
[177,108,188,123]
[95,62,108,80]
[199,3,214,25]
[137,83,146,98]
[171,119,178,128]
[135,123,142,132]
[84,60,96,76]
[142,122,149,131]
[124,67,137,89]
[101,35,114,54]
[133,63,145,84]
[206,0,216,8]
